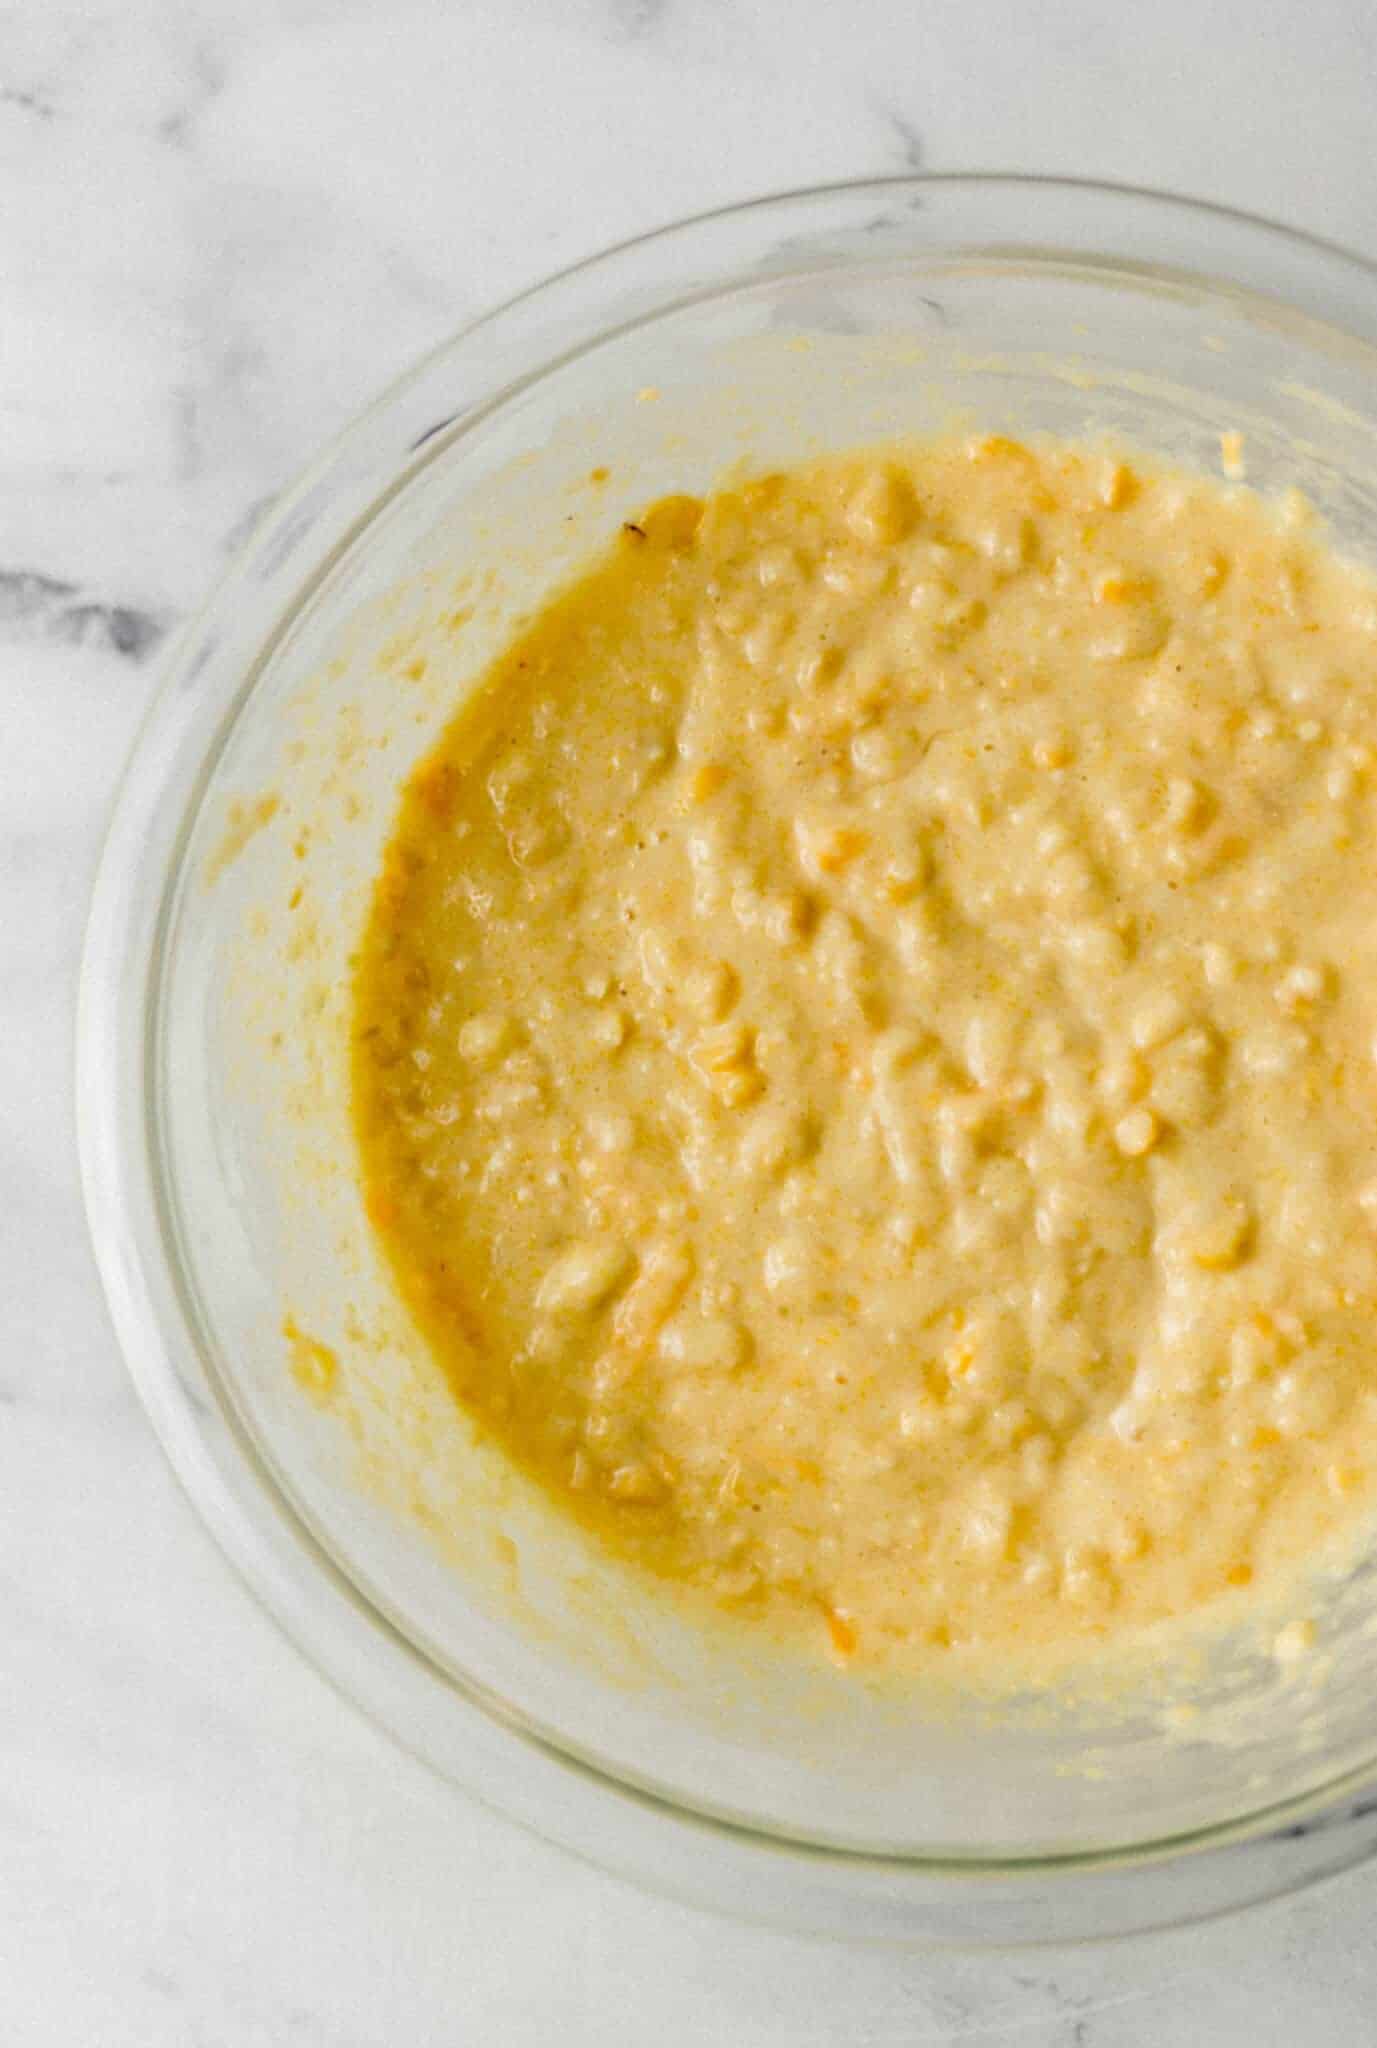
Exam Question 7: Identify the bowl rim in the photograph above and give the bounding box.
[76,171,1377,1930]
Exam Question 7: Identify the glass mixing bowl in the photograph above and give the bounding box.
[79,177,1377,1941]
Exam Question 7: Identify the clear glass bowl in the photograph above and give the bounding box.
[79,176,1377,1942]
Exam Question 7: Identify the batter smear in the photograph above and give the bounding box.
[353,436,1377,1666]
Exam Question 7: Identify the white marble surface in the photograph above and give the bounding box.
[7,1,1377,2039]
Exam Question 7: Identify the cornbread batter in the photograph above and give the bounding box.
[353,435,1377,1665]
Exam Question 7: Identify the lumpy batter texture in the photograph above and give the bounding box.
[353,436,1377,1666]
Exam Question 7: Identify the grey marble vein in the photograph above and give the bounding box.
[0,569,167,661]
[873,97,926,173]
[0,82,57,120]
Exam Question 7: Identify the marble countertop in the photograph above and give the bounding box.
[8,1,1377,2039]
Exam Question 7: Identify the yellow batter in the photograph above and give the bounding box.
[352,434,1377,1667]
